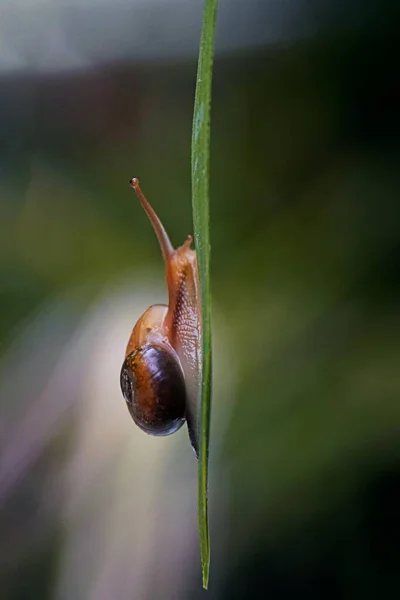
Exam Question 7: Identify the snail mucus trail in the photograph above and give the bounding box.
[120,178,201,457]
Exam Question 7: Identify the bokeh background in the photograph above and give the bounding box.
[1,1,400,598]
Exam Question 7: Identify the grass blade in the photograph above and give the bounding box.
[191,0,218,590]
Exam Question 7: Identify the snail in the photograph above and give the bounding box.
[120,178,201,457]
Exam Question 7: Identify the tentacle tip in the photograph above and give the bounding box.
[130,177,140,189]
[184,235,193,248]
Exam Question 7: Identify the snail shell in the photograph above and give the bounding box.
[120,340,186,436]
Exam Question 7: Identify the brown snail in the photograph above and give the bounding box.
[120,178,201,456]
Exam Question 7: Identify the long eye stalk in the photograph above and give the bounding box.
[130,178,174,261]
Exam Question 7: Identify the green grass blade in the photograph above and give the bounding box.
[191,0,218,590]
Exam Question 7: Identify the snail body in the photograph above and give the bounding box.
[120,179,201,456]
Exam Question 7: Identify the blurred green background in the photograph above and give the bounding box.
[1,1,400,598]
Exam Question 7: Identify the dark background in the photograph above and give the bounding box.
[1,1,399,598]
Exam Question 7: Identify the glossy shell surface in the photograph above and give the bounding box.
[120,344,186,435]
